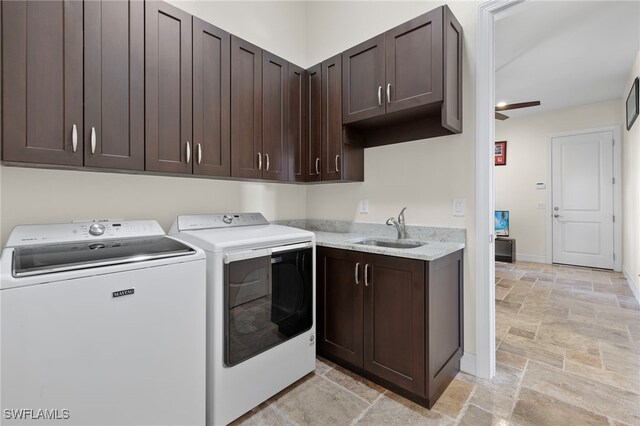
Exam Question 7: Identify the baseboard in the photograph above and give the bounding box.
[516,253,548,264]
[460,352,476,375]
[623,265,640,303]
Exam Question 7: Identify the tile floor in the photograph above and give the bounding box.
[232,261,640,425]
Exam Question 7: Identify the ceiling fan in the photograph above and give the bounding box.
[495,101,541,120]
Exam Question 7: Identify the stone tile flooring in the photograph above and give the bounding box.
[232,261,640,425]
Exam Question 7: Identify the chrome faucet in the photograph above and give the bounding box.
[386,207,407,239]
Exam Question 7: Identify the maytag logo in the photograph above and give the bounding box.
[271,257,283,264]
[112,288,135,298]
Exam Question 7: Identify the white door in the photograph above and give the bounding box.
[551,130,614,269]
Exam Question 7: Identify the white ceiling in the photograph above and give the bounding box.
[495,0,640,119]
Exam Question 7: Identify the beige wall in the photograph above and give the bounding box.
[495,99,622,262]
[0,1,309,246]
[304,1,478,354]
[0,0,480,356]
[622,50,640,296]
[171,1,308,67]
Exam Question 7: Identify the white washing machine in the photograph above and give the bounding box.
[0,220,206,425]
[169,213,315,425]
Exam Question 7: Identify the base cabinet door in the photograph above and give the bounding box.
[84,0,144,170]
[2,0,83,166]
[317,247,364,367]
[363,253,426,396]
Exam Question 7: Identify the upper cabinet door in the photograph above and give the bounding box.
[306,64,322,182]
[385,8,443,114]
[2,0,83,166]
[145,1,193,174]
[341,34,385,124]
[231,36,262,179]
[321,54,342,181]
[262,52,288,181]
[288,63,307,182]
[193,17,231,177]
[84,0,144,170]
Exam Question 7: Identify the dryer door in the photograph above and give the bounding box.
[224,244,313,366]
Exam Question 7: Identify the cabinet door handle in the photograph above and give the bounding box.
[364,264,369,287]
[315,157,320,175]
[265,153,270,171]
[335,154,340,172]
[186,141,191,164]
[90,127,96,154]
[355,262,360,284]
[197,143,202,165]
[71,124,78,152]
[386,83,391,104]
[258,152,262,170]
[377,86,382,106]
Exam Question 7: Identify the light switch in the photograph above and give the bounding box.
[359,199,369,214]
[536,183,546,190]
[452,198,465,217]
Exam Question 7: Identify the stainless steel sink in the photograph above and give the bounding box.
[351,238,426,249]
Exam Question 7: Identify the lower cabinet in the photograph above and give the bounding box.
[316,246,463,408]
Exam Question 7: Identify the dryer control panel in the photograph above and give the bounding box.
[5,220,166,247]
[174,213,269,231]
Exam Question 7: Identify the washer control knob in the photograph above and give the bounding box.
[222,215,233,224]
[89,223,106,236]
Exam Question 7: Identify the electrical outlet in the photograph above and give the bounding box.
[359,199,369,214]
[452,198,465,217]
[536,202,545,209]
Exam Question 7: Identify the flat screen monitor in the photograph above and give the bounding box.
[495,210,509,237]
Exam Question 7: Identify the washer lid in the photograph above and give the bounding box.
[12,236,196,277]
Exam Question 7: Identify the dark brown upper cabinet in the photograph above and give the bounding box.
[84,0,144,171]
[193,17,231,177]
[288,64,307,183]
[321,55,343,181]
[145,1,193,174]
[342,34,385,124]
[306,64,322,182]
[341,6,462,147]
[262,52,289,181]
[322,56,364,182]
[2,0,83,166]
[231,35,263,179]
[304,57,363,183]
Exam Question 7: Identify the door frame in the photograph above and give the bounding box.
[545,126,622,271]
[475,0,523,380]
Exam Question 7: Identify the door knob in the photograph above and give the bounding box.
[554,214,562,218]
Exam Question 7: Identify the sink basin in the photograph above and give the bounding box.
[351,238,426,249]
